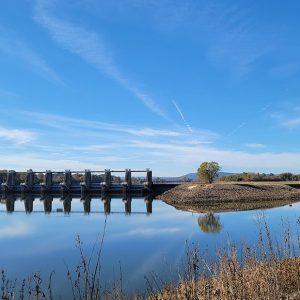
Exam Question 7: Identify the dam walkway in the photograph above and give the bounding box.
[0,169,181,196]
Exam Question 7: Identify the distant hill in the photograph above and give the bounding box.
[154,172,236,182]
[181,173,197,181]
[218,171,237,177]
[180,172,236,181]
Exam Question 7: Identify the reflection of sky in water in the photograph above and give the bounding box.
[0,197,299,296]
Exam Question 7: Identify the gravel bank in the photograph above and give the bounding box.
[158,183,300,212]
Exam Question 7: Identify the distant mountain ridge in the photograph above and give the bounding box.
[180,172,236,181]
[155,172,236,182]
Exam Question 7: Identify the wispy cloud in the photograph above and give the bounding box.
[3,109,300,175]
[280,117,300,128]
[162,1,271,75]
[271,109,300,128]
[244,143,267,149]
[128,140,300,174]
[0,127,37,144]
[33,0,167,119]
[0,28,62,84]
[0,221,30,238]
[22,111,180,137]
[1,140,300,174]
[202,3,272,76]
[0,88,19,98]
[20,111,218,149]
[127,128,180,137]
[172,100,193,133]
[85,1,272,76]
[127,227,181,237]
[1,119,300,174]
[0,154,104,171]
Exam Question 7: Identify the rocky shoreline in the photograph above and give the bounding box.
[158,182,300,212]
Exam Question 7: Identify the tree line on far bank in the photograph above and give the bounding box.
[197,162,300,184]
[220,172,300,182]
[0,170,149,185]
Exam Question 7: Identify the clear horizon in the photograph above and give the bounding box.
[1,1,300,176]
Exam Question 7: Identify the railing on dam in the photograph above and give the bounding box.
[0,169,181,195]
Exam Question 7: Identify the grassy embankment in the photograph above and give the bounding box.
[150,255,300,299]
[149,216,300,300]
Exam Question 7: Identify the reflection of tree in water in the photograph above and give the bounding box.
[198,213,222,234]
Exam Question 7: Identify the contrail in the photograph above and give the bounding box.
[223,103,272,141]
[172,100,193,133]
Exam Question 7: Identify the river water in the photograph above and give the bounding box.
[0,195,299,297]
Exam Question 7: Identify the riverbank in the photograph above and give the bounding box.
[149,256,300,300]
[158,182,300,212]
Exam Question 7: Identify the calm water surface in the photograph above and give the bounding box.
[0,195,299,296]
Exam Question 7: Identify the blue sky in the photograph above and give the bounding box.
[1,0,300,176]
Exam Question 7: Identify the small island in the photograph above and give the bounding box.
[159,161,300,212]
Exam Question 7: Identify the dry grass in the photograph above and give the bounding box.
[183,181,300,186]
[217,181,300,186]
[149,254,300,300]
[148,217,300,300]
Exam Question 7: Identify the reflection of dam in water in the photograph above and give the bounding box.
[0,194,154,215]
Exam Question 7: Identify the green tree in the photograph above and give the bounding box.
[280,172,293,181]
[197,161,221,184]
[198,213,222,234]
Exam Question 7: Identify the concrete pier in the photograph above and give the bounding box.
[102,194,111,214]
[101,169,112,194]
[144,169,153,191]
[80,170,92,194]
[22,194,34,213]
[61,194,72,214]
[123,194,132,215]
[122,169,132,194]
[81,194,91,214]
[3,194,16,213]
[20,169,35,192]
[2,170,16,192]
[61,170,72,192]
[144,194,153,214]
[41,170,53,193]
[41,194,53,214]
